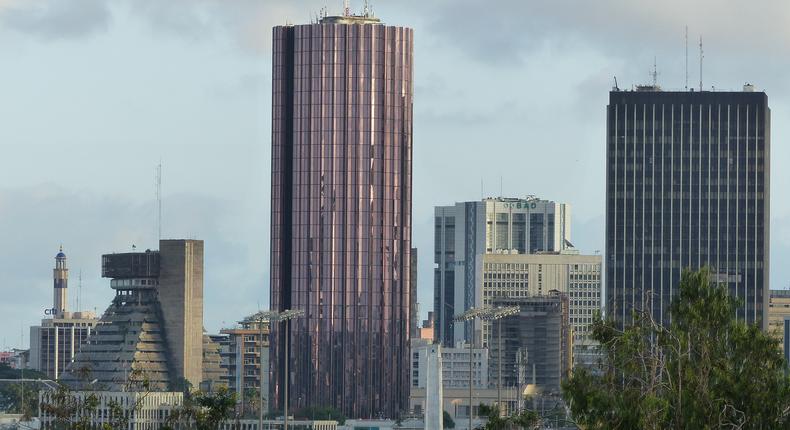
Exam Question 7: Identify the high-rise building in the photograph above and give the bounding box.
[434,197,571,346]
[269,7,413,418]
[29,248,98,380]
[479,250,601,368]
[605,86,770,328]
[60,240,209,391]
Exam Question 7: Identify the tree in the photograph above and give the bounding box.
[563,267,790,429]
[295,405,346,424]
[443,410,455,429]
[166,386,237,430]
[0,364,47,419]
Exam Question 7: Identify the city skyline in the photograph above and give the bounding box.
[4,0,790,348]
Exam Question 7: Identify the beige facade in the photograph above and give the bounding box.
[477,250,602,368]
[29,312,98,380]
[159,239,204,388]
[220,319,270,414]
[769,290,790,350]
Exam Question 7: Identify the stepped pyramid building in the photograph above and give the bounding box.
[60,240,224,391]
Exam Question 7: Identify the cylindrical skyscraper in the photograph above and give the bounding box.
[270,8,413,418]
[53,246,68,317]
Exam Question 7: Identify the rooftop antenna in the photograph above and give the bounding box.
[155,161,162,241]
[651,57,658,87]
[685,25,688,90]
[77,269,82,312]
[363,0,371,16]
[500,176,503,198]
[480,178,484,200]
[343,0,350,16]
[699,35,705,91]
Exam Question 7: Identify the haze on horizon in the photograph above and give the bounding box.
[2,0,790,348]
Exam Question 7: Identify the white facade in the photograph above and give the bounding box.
[39,391,182,430]
[478,251,602,368]
[434,197,571,347]
[411,339,488,390]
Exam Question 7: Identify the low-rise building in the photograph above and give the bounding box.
[38,391,182,430]
[769,290,790,351]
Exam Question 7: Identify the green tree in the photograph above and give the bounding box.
[295,405,346,424]
[166,386,237,430]
[443,410,455,428]
[562,267,790,429]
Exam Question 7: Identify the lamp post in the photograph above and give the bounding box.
[275,309,304,430]
[479,306,519,416]
[243,311,280,430]
[453,307,487,430]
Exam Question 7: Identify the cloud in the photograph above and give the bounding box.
[0,184,268,346]
[0,0,110,40]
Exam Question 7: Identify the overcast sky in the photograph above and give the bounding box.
[2,0,790,349]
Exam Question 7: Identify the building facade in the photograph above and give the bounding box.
[29,248,98,380]
[60,240,209,391]
[768,290,790,352]
[489,293,572,396]
[270,9,413,418]
[410,339,488,390]
[220,318,270,414]
[434,197,571,347]
[39,391,183,430]
[606,87,770,328]
[478,251,601,368]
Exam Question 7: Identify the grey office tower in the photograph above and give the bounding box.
[605,86,769,328]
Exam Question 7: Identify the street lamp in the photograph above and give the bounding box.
[453,307,488,430]
[274,309,304,430]
[243,311,280,430]
[479,306,520,416]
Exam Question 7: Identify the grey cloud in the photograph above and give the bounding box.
[0,185,267,343]
[0,0,110,39]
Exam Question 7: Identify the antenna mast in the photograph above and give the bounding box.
[156,162,162,241]
[77,269,82,312]
[652,57,658,87]
[343,0,350,16]
[685,26,688,90]
[699,35,705,91]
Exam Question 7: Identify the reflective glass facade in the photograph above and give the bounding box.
[270,18,413,418]
[605,90,770,328]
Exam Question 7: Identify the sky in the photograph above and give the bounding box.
[2,0,790,349]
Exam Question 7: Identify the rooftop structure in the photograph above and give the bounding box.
[60,240,209,391]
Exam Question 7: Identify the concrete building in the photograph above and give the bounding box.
[60,240,211,391]
[434,196,571,347]
[201,333,226,392]
[39,390,182,430]
[417,312,435,341]
[606,87,770,328]
[29,248,98,380]
[490,293,572,396]
[410,339,488,390]
[478,251,602,368]
[768,290,790,351]
[220,317,270,414]
[269,7,413,418]
[410,386,519,427]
